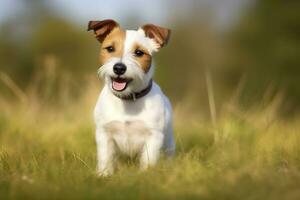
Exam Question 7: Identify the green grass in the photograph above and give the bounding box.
[1,96,300,200]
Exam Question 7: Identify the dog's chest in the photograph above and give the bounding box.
[104,120,150,155]
[99,101,160,155]
[95,89,165,129]
[94,85,167,155]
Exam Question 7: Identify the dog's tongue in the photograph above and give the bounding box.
[112,80,127,91]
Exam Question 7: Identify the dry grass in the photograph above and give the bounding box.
[1,73,300,200]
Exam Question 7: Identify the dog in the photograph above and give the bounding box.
[88,19,175,176]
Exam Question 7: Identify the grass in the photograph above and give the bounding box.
[1,78,300,200]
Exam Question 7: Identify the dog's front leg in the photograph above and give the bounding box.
[140,130,164,170]
[96,128,115,176]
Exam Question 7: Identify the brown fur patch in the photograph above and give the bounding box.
[88,20,119,43]
[141,24,171,48]
[104,120,151,136]
[132,43,152,73]
[99,28,125,66]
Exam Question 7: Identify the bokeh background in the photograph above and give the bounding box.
[1,1,300,199]
[1,0,299,116]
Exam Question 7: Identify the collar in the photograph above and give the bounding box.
[113,80,153,101]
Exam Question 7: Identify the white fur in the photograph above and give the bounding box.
[94,28,175,176]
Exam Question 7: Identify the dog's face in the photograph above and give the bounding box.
[88,19,170,97]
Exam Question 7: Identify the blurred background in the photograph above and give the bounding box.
[0,0,299,118]
[1,1,300,198]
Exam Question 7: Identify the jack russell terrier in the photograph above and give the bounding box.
[88,19,175,176]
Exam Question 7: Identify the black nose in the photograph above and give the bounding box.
[113,63,127,75]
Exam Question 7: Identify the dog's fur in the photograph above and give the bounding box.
[88,19,175,176]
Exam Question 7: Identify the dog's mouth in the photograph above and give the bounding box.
[111,77,132,92]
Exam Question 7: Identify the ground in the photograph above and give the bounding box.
[1,85,300,200]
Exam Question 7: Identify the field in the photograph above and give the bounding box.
[1,78,300,200]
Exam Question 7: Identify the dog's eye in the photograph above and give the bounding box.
[105,46,115,53]
[134,49,144,57]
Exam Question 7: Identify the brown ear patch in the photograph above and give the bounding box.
[142,24,171,48]
[132,43,152,73]
[88,19,119,43]
[99,28,126,66]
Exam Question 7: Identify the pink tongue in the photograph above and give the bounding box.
[112,81,127,91]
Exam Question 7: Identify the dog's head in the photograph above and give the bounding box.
[88,19,170,97]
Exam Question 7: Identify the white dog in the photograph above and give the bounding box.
[88,19,175,176]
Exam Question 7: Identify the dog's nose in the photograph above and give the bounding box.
[113,63,127,75]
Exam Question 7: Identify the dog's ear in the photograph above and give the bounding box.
[141,24,171,48]
[87,19,119,43]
